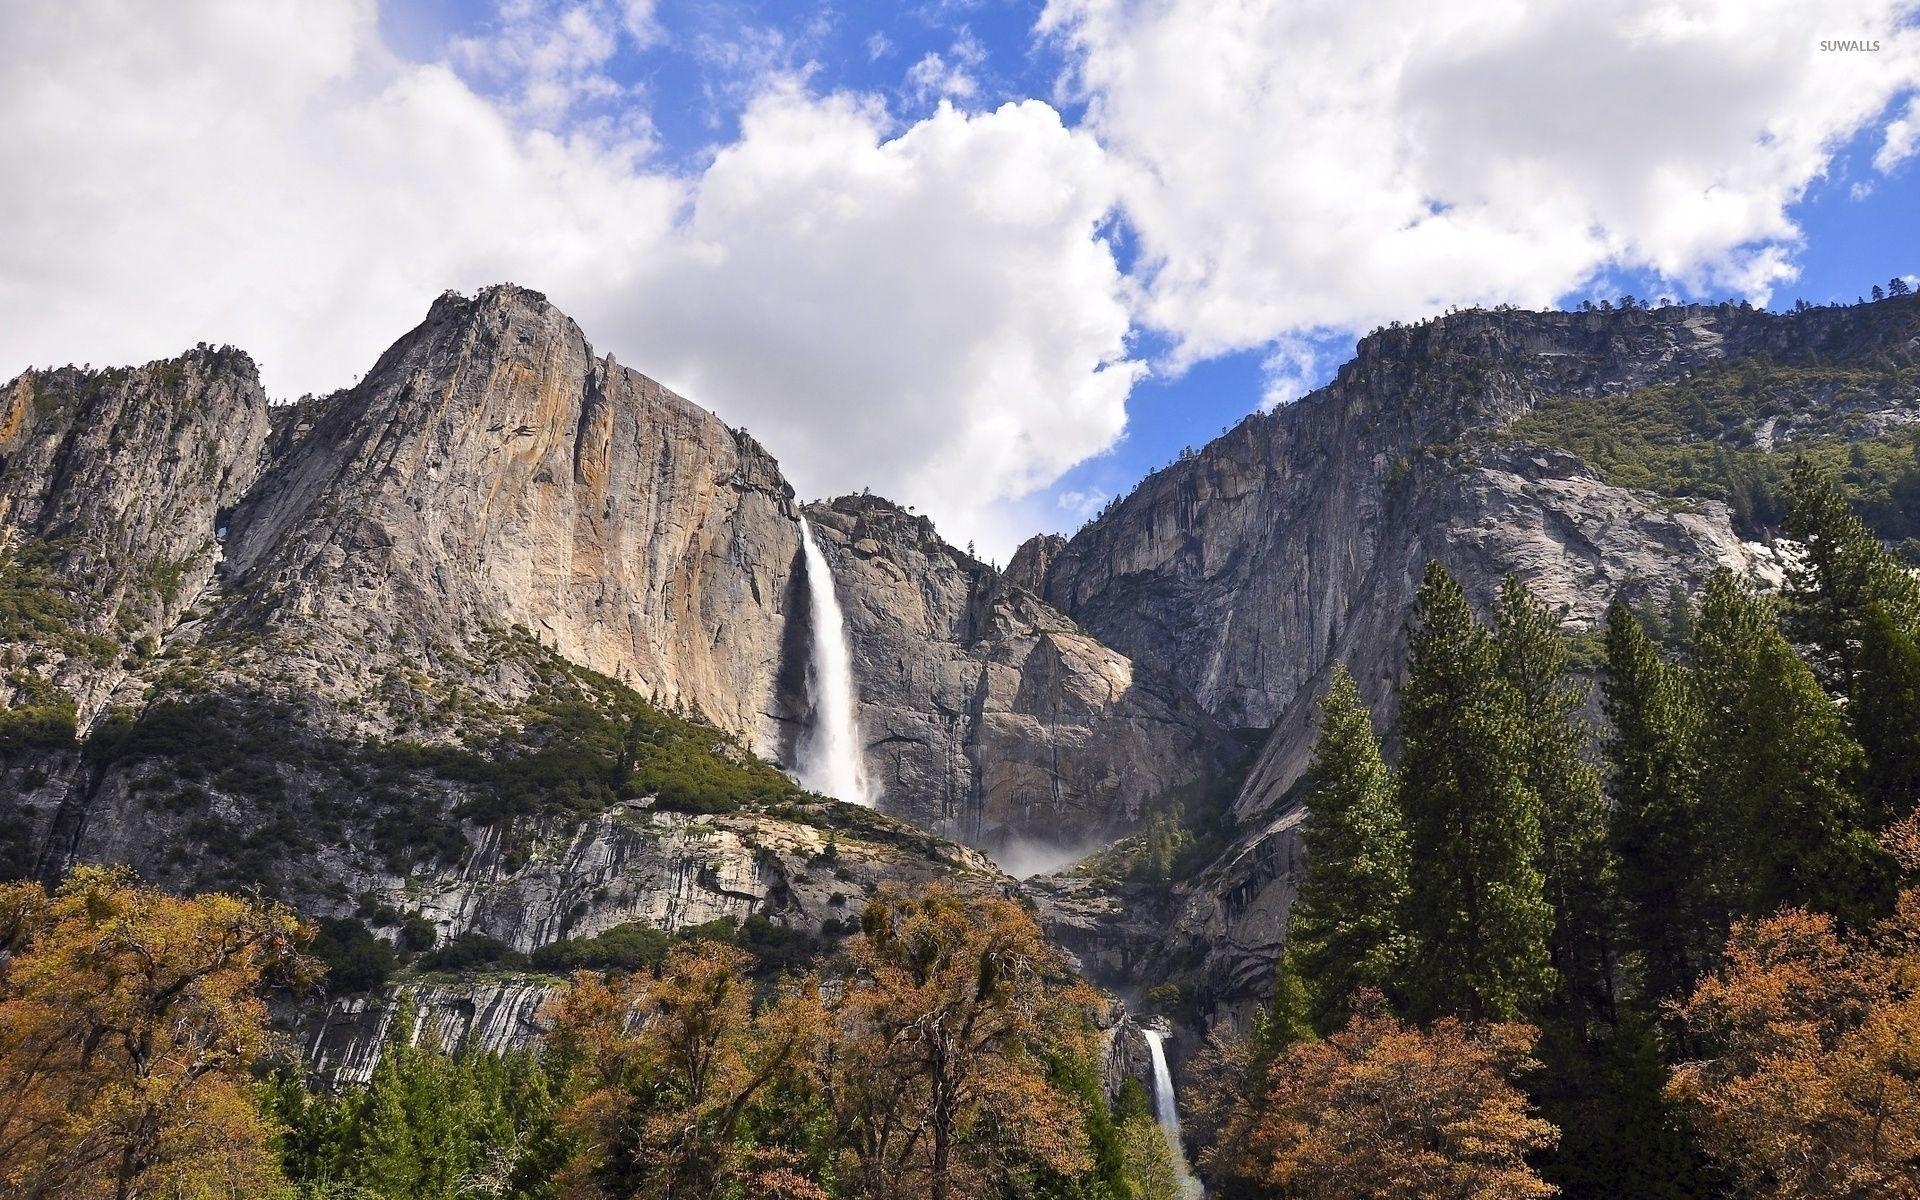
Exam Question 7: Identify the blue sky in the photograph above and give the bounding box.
[4,0,1918,556]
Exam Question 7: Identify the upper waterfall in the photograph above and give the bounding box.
[796,517,873,806]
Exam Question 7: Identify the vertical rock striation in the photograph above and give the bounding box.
[805,494,1231,857]
[221,285,806,750]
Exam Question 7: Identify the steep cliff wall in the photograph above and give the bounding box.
[221,285,806,751]
[1025,297,1920,1027]
[1026,304,1806,739]
[0,349,271,723]
[805,494,1230,856]
[1,286,1207,954]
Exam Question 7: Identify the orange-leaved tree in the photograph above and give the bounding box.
[0,865,314,1200]
[828,885,1101,1200]
[1667,810,1920,1199]
[1198,993,1558,1200]
[545,938,832,1200]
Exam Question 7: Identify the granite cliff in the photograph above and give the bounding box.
[806,493,1229,857]
[1025,295,1920,1025]
[0,348,273,724]
[0,285,1221,1027]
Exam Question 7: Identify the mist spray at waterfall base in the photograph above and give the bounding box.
[795,518,872,806]
[1144,1029,1205,1199]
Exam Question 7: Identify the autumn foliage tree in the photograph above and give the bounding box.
[0,866,315,1200]
[1196,993,1558,1200]
[1667,815,1920,1199]
[545,938,832,1200]
[829,885,1102,1200]
[544,886,1110,1200]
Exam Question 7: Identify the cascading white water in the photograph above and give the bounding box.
[1144,1029,1205,1199]
[795,518,872,806]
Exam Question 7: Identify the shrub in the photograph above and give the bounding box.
[397,913,437,953]
[310,917,399,995]
[416,932,525,974]
[530,921,672,973]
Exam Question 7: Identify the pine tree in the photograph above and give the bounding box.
[1258,944,1317,1054]
[1601,600,1719,1011]
[1395,562,1552,1023]
[1494,577,1613,1035]
[1692,569,1891,925]
[1782,458,1920,696]
[1854,604,1920,835]
[1283,666,1409,1033]
[1783,461,1920,831]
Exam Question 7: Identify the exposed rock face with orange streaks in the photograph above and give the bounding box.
[221,286,808,750]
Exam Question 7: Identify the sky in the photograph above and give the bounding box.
[2,1,1918,559]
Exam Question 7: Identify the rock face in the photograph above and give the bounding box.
[1022,298,1919,1027]
[222,286,806,750]
[13,282,1910,1055]
[1023,305,1797,739]
[805,494,1230,857]
[0,349,272,723]
[303,979,558,1087]
[0,285,1190,998]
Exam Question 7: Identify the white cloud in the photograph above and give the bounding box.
[1056,487,1110,521]
[450,0,656,128]
[0,0,1134,560]
[1259,338,1320,410]
[907,52,976,99]
[10,0,1920,559]
[619,0,663,47]
[1042,0,1920,365]
[906,54,976,100]
[625,89,1138,540]
[1878,95,1920,170]
[905,31,989,102]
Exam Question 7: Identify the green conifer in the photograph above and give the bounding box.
[1854,604,1920,834]
[1692,569,1891,925]
[1600,600,1718,1010]
[1782,458,1920,696]
[1783,460,1920,830]
[1283,665,1408,1033]
[1395,562,1552,1023]
[1494,576,1613,1033]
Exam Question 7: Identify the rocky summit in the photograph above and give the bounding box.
[3,284,1917,1045]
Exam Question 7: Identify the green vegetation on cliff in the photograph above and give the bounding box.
[1510,354,1920,541]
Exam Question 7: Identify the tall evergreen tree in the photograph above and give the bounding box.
[1782,458,1920,696]
[1284,665,1409,1034]
[1600,601,1719,1011]
[1494,576,1613,1033]
[1854,604,1920,835]
[1782,460,1920,830]
[1395,562,1552,1023]
[1692,569,1891,925]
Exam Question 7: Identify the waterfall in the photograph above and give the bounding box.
[795,518,872,806]
[1144,1029,1205,1199]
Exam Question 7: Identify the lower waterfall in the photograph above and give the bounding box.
[1144,1029,1205,1199]
[796,517,872,806]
